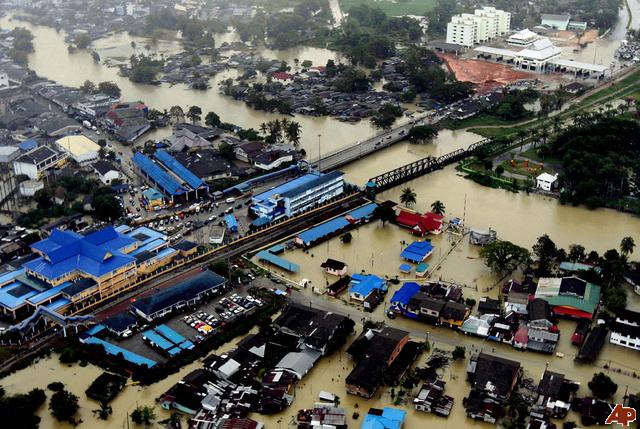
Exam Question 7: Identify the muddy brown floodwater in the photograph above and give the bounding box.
[2,8,640,428]
[0,15,405,160]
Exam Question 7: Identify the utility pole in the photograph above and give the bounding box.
[317,134,322,173]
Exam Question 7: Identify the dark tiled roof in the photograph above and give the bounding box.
[17,146,60,164]
[92,160,118,175]
[537,370,565,397]
[471,353,520,397]
[321,258,346,270]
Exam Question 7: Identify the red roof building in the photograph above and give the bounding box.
[272,72,293,81]
[396,211,444,236]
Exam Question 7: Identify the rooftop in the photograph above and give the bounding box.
[25,227,137,280]
[131,270,225,316]
[55,135,100,157]
[253,171,343,204]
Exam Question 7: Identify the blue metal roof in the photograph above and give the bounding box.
[297,216,349,246]
[390,282,420,306]
[143,329,174,350]
[349,274,386,297]
[0,268,25,286]
[18,139,38,152]
[127,226,167,246]
[86,324,106,336]
[0,281,38,310]
[400,241,434,263]
[347,203,378,220]
[155,150,205,190]
[155,324,186,345]
[45,297,70,311]
[133,152,186,196]
[27,281,71,305]
[130,238,168,256]
[256,250,300,272]
[360,408,406,429]
[143,188,164,201]
[224,214,238,232]
[83,336,157,367]
[180,340,195,350]
[24,227,139,280]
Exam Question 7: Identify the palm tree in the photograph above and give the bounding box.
[259,122,268,135]
[430,200,445,216]
[620,236,636,256]
[285,121,302,147]
[516,129,527,144]
[400,187,417,208]
[539,127,549,146]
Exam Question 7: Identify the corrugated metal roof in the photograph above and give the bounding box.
[155,149,205,190]
[133,152,186,196]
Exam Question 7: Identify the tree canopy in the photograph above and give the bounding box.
[549,117,640,208]
[49,389,79,425]
[479,240,530,275]
[588,372,618,399]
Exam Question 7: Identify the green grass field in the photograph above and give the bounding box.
[340,0,436,16]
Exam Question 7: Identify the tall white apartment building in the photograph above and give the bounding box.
[446,6,511,47]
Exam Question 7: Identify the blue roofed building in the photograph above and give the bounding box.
[361,407,406,429]
[131,270,226,321]
[0,225,174,321]
[154,150,209,198]
[133,150,211,202]
[400,241,435,263]
[390,282,421,312]
[349,274,387,302]
[133,152,187,201]
[251,171,344,221]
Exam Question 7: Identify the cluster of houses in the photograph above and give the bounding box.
[0,68,153,145]
[223,69,405,123]
[8,0,151,43]
[388,273,607,357]
[159,304,354,426]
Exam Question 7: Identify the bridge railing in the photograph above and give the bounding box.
[367,137,498,191]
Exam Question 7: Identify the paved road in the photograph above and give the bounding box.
[312,113,433,171]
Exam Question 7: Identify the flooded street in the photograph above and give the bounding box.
[0,333,251,429]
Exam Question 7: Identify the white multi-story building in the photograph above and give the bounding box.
[609,309,640,351]
[251,171,344,220]
[446,6,511,47]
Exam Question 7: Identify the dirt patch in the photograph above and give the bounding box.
[438,53,534,93]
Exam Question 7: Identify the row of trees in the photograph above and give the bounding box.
[259,119,302,146]
[79,80,122,98]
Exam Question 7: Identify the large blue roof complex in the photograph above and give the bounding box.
[133,152,186,196]
[155,150,206,190]
[24,227,137,280]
